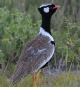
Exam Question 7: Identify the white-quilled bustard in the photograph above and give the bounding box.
[12,3,60,87]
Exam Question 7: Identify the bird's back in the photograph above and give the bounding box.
[12,34,55,84]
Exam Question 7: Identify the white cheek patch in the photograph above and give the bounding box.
[43,7,49,13]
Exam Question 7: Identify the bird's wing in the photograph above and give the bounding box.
[12,35,55,84]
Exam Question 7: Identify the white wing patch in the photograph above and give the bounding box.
[36,46,55,72]
[43,7,49,13]
[40,4,51,8]
[32,48,46,55]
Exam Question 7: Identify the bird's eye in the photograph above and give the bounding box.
[49,6,53,9]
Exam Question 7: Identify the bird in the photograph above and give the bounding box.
[12,3,60,87]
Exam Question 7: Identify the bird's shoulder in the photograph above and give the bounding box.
[18,34,50,61]
[23,34,50,51]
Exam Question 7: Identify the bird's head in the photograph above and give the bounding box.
[38,3,60,18]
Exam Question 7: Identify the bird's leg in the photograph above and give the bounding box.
[33,73,36,87]
[33,69,41,87]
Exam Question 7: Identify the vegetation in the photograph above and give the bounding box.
[0,8,40,75]
[0,72,80,87]
[0,0,80,87]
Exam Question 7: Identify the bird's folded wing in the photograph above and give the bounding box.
[12,46,47,84]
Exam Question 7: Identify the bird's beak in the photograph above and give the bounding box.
[53,5,60,9]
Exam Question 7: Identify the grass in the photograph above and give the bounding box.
[0,71,80,87]
[0,6,80,87]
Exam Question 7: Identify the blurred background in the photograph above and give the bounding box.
[0,0,80,87]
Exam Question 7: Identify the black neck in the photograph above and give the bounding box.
[41,16,51,35]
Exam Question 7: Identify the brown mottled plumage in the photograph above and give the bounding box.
[12,34,54,84]
[12,3,60,85]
